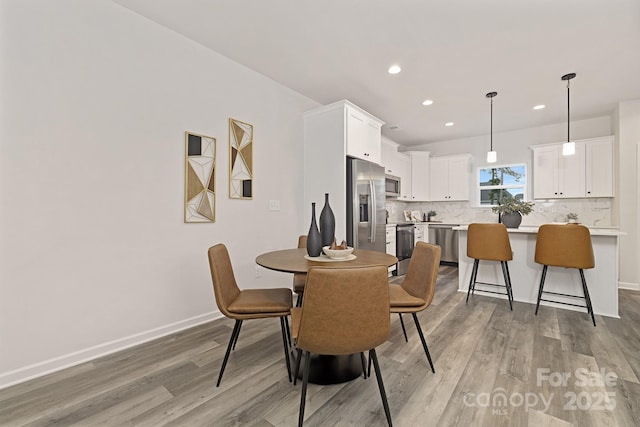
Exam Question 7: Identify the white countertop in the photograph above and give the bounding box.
[453,224,625,236]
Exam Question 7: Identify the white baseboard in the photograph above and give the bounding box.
[0,311,222,390]
[619,281,640,291]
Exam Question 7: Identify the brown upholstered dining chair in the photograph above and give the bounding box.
[291,265,392,427]
[207,243,293,386]
[534,224,596,326]
[465,223,514,310]
[388,241,441,373]
[293,235,307,307]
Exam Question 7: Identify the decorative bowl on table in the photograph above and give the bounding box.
[322,246,354,259]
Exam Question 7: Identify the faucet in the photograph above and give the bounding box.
[593,219,600,227]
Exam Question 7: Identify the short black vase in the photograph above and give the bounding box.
[307,202,322,257]
[319,193,335,247]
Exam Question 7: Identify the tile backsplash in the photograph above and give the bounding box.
[386,198,613,227]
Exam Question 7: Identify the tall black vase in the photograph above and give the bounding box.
[319,193,335,247]
[306,202,322,257]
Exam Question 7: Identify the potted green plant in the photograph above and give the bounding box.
[491,199,534,228]
[427,210,436,222]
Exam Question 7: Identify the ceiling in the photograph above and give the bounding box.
[114,0,640,147]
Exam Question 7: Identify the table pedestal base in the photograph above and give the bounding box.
[296,353,363,385]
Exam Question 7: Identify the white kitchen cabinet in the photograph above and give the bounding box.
[303,100,385,241]
[585,136,614,197]
[345,103,383,164]
[429,154,470,201]
[532,144,584,199]
[408,151,430,201]
[532,136,613,199]
[414,223,427,245]
[381,138,412,201]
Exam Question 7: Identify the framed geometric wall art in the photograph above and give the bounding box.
[229,118,253,199]
[184,131,216,223]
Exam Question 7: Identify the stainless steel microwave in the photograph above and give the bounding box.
[385,175,401,197]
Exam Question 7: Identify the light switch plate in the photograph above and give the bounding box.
[268,200,280,211]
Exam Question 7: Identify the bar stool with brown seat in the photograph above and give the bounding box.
[291,265,392,427]
[466,223,514,310]
[208,243,293,386]
[388,241,441,373]
[293,235,307,307]
[534,224,596,326]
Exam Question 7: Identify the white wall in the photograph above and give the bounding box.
[616,100,640,289]
[0,0,318,387]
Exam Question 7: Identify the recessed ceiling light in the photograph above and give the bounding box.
[533,104,546,110]
[422,99,434,106]
[388,65,401,74]
[445,122,454,127]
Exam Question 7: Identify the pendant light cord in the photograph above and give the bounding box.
[490,96,493,151]
[567,79,570,143]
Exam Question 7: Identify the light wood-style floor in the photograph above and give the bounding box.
[1,266,639,426]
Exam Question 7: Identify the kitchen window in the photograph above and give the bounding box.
[478,164,527,206]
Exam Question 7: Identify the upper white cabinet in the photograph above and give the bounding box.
[532,136,613,199]
[381,138,412,201]
[408,151,430,201]
[303,100,385,240]
[429,154,471,201]
[345,103,384,164]
[585,137,614,197]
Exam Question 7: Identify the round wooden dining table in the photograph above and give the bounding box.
[255,247,398,385]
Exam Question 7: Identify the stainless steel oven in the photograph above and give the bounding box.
[396,223,415,275]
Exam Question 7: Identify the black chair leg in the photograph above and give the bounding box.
[579,269,597,327]
[535,265,548,315]
[369,348,393,427]
[280,317,292,382]
[284,316,292,347]
[293,348,302,385]
[501,261,513,311]
[217,319,242,387]
[296,294,303,307]
[360,352,368,379]
[504,261,514,304]
[231,320,243,350]
[466,259,479,303]
[412,313,435,373]
[298,351,311,427]
[398,313,408,342]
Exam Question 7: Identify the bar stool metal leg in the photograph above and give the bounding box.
[500,261,513,311]
[398,313,408,342]
[535,265,548,315]
[466,259,480,303]
[579,269,597,327]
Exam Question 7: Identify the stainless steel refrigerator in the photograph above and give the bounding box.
[346,157,386,253]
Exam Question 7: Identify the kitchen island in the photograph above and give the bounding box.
[454,225,624,318]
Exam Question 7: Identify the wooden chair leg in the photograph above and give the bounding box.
[217,319,242,387]
[412,313,435,373]
[535,265,548,315]
[398,313,408,342]
[298,351,311,427]
[369,348,393,426]
[579,269,597,327]
[280,317,292,382]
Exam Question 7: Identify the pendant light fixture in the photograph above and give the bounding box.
[561,73,576,156]
[486,91,498,163]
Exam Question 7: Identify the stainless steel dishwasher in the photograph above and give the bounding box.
[428,224,459,264]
